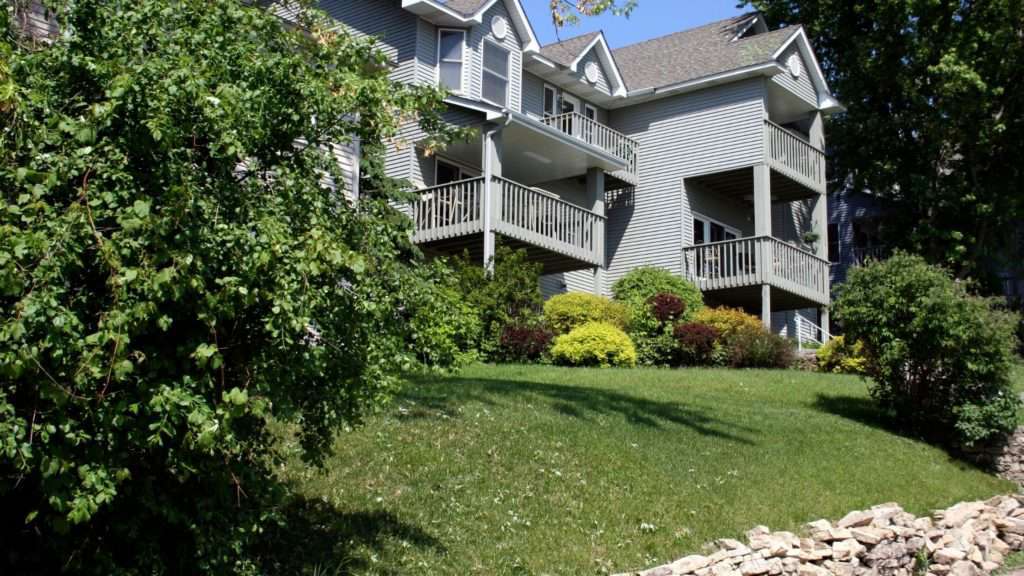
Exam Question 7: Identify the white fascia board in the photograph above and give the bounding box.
[771,27,841,111]
[567,32,628,97]
[646,62,781,98]
[402,0,539,53]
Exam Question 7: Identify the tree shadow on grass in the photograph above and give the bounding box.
[812,393,998,471]
[258,497,445,576]
[398,375,758,445]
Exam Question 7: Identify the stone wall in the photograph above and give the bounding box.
[961,427,1024,486]
[616,495,1024,576]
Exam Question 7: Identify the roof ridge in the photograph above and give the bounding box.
[542,30,600,49]
[611,11,759,55]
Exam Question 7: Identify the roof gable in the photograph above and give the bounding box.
[402,0,539,52]
[536,31,626,97]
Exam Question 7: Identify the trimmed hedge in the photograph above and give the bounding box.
[543,292,629,335]
[550,322,638,368]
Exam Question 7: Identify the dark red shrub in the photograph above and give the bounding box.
[498,323,554,362]
[673,322,720,366]
[648,292,686,324]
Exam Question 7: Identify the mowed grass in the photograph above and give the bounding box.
[278,365,1016,576]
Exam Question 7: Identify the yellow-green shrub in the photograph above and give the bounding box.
[692,307,763,341]
[816,336,868,375]
[543,292,629,335]
[550,322,638,368]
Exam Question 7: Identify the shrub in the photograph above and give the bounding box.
[649,292,686,324]
[612,266,703,320]
[674,323,722,366]
[550,322,638,368]
[835,252,1021,446]
[450,243,544,357]
[543,292,629,334]
[408,264,483,370]
[497,323,554,363]
[727,329,796,369]
[0,1,470,573]
[816,336,868,375]
[612,268,703,366]
[693,307,763,341]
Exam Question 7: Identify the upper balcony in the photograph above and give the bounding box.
[764,119,825,195]
[539,111,639,185]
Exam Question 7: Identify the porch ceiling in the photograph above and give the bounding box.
[703,285,823,313]
[688,167,818,205]
[417,233,598,275]
[499,114,625,186]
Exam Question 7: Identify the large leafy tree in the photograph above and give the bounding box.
[745,0,1024,282]
[0,0,469,573]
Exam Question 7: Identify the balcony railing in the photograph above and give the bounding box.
[682,236,829,305]
[492,176,604,265]
[541,112,639,182]
[411,176,604,266]
[765,120,825,192]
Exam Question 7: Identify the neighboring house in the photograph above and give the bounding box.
[827,186,892,288]
[19,0,844,336]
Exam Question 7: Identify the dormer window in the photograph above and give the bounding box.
[482,41,510,107]
[438,29,465,93]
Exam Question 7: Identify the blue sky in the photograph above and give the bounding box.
[520,0,747,49]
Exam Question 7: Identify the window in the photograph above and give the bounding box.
[435,159,462,185]
[693,215,740,245]
[827,223,839,263]
[543,84,557,116]
[584,104,597,121]
[482,41,510,106]
[437,29,465,93]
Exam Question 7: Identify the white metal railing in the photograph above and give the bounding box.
[541,112,639,180]
[411,176,485,243]
[682,236,830,305]
[493,176,604,265]
[765,120,825,190]
[795,315,832,351]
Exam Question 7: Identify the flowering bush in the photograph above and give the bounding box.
[550,322,638,368]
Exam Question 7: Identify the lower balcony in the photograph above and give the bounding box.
[411,176,604,274]
[682,236,830,309]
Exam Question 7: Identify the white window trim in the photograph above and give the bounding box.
[583,103,598,120]
[692,212,742,245]
[436,28,467,95]
[434,156,479,185]
[481,39,511,108]
[542,83,558,117]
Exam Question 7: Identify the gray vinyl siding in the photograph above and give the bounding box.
[331,141,360,202]
[772,43,817,107]
[319,0,419,86]
[604,79,765,289]
[540,270,598,297]
[771,309,820,339]
[771,199,813,245]
[522,72,547,119]
[14,0,58,40]
[416,18,438,86]
[405,107,487,185]
[575,48,612,96]
[466,0,523,112]
[687,179,754,237]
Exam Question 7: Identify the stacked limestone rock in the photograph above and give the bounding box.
[618,495,1024,576]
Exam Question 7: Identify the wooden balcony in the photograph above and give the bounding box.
[765,120,826,193]
[682,236,830,307]
[541,112,639,184]
[411,176,604,272]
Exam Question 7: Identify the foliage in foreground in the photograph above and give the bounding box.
[0,1,467,573]
[550,322,638,368]
[835,253,1020,446]
[448,243,544,357]
[817,336,868,375]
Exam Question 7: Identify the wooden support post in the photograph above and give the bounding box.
[586,167,606,295]
[754,164,772,329]
[482,128,503,273]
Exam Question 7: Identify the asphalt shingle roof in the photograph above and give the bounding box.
[437,0,490,16]
[609,13,799,91]
[538,31,601,67]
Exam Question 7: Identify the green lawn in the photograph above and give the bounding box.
[275,365,1016,576]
